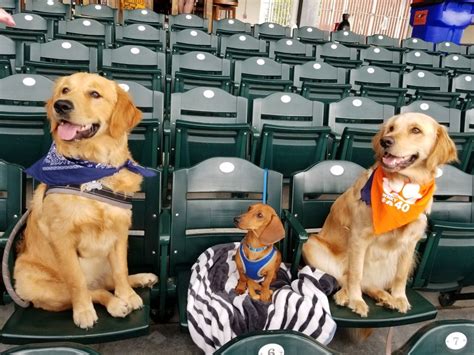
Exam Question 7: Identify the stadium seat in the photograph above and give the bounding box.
[0,0,17,13]
[24,0,70,37]
[101,45,166,91]
[253,22,291,44]
[402,50,445,74]
[315,42,362,69]
[215,330,336,355]
[401,100,461,132]
[366,34,400,48]
[117,80,164,168]
[219,33,268,61]
[434,41,467,55]
[73,4,117,26]
[0,34,16,78]
[3,343,99,355]
[441,54,474,75]
[288,160,437,327]
[349,65,407,109]
[269,38,314,65]
[165,87,250,172]
[330,30,368,49]
[251,92,330,178]
[457,108,474,172]
[293,26,329,45]
[168,14,208,32]
[401,37,433,52]
[411,165,474,307]
[451,73,474,110]
[24,40,97,79]
[293,61,350,106]
[359,46,406,73]
[329,97,394,167]
[122,8,165,29]
[394,320,474,354]
[212,18,252,37]
[115,24,167,52]
[167,157,283,329]
[0,74,53,168]
[402,69,459,108]
[169,29,218,55]
[1,170,162,344]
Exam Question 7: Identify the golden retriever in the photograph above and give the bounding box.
[14,73,158,329]
[303,112,457,317]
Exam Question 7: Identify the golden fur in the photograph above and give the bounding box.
[14,73,158,329]
[234,203,285,302]
[303,113,457,317]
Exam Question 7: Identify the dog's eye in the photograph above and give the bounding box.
[257,212,264,218]
[411,127,421,134]
[90,91,101,99]
[388,125,394,132]
[62,87,70,94]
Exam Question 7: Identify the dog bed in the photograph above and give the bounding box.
[187,243,338,353]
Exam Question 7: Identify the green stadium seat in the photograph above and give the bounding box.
[0,34,16,78]
[411,165,474,307]
[167,157,283,329]
[215,330,336,355]
[441,54,474,75]
[168,14,208,32]
[122,8,165,29]
[402,50,445,74]
[253,22,291,43]
[251,92,329,178]
[366,34,400,48]
[0,169,162,344]
[401,37,433,52]
[169,29,218,55]
[3,343,100,355]
[401,100,461,132]
[0,0,17,13]
[165,87,249,173]
[329,97,394,167]
[0,74,53,168]
[115,24,166,52]
[212,18,252,37]
[350,65,407,109]
[288,160,437,328]
[269,38,314,65]
[293,26,329,45]
[466,44,474,59]
[394,320,474,355]
[24,0,71,37]
[456,108,474,172]
[315,42,362,69]
[330,30,368,49]
[451,73,474,110]
[434,41,467,55]
[293,61,350,106]
[101,45,166,91]
[116,80,164,168]
[24,40,97,79]
[73,4,117,26]
[219,33,268,61]
[402,69,460,108]
[359,46,406,73]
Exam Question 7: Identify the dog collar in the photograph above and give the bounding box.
[246,243,269,252]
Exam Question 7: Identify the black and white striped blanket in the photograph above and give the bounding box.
[187,243,338,353]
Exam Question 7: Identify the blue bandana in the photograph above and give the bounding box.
[25,144,156,185]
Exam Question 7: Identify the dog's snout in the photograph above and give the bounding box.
[380,136,394,149]
[233,217,241,225]
[54,100,74,115]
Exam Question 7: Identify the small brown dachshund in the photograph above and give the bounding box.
[233,203,285,302]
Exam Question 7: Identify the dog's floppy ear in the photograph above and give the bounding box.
[426,124,458,172]
[259,214,285,245]
[109,85,142,138]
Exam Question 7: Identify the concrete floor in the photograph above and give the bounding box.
[0,288,473,354]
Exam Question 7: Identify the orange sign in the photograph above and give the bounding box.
[413,9,428,25]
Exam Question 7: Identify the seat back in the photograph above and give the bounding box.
[74,4,117,25]
[0,160,24,238]
[349,65,399,91]
[122,8,165,29]
[117,80,163,167]
[269,38,313,64]
[0,34,15,78]
[366,34,399,48]
[170,157,282,272]
[253,22,291,42]
[452,74,474,95]
[212,18,252,36]
[359,46,400,64]
[330,30,365,44]
[220,33,268,60]
[328,96,394,134]
[435,41,466,55]
[293,26,329,45]
[402,69,448,92]
[215,330,335,355]
[441,54,472,70]
[401,37,433,52]
[115,24,166,52]
[0,13,48,49]
[0,74,54,168]
[293,61,346,87]
[401,100,461,132]
[56,18,110,49]
[168,14,208,31]
[234,56,290,84]
[316,42,357,60]
[24,0,70,20]
[170,29,218,55]
[25,39,97,78]
[0,0,16,13]
[403,50,440,68]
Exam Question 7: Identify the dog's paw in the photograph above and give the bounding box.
[235,282,247,295]
[392,296,411,313]
[260,289,273,302]
[107,297,132,318]
[334,288,349,306]
[73,305,98,329]
[121,291,143,311]
[133,273,158,288]
[348,299,369,317]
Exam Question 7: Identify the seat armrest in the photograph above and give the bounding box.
[282,209,308,279]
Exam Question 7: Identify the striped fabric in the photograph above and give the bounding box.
[187,243,338,353]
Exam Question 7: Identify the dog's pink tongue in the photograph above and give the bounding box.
[383,155,405,167]
[57,122,81,141]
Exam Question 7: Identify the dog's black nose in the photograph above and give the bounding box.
[380,136,394,149]
[54,100,74,115]
[233,217,240,224]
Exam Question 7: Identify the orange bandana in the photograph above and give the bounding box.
[361,167,435,235]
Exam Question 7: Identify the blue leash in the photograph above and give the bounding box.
[262,168,268,204]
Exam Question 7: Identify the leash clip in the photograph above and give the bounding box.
[82,180,103,192]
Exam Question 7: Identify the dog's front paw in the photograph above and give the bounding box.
[392,296,411,313]
[134,273,158,288]
[107,297,132,318]
[235,281,247,295]
[348,298,369,317]
[73,305,98,329]
[120,291,143,311]
[260,289,273,302]
[334,288,349,306]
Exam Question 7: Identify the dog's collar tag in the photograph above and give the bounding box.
[81,180,103,192]
[246,244,268,252]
